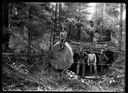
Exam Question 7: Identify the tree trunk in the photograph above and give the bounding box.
[3,2,9,28]
[119,3,123,50]
[101,3,106,37]
[59,3,62,23]
[28,5,32,65]
[53,3,58,45]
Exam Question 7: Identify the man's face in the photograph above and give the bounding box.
[101,50,104,54]
[69,15,71,18]
[90,23,93,27]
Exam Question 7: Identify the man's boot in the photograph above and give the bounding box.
[59,43,64,51]
[60,40,65,51]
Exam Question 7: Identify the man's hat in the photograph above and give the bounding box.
[90,48,93,52]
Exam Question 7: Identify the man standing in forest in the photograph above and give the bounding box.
[59,25,67,50]
[98,49,109,73]
[88,21,95,44]
[87,49,97,76]
[75,19,84,41]
[64,15,76,40]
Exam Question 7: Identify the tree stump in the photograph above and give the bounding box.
[49,41,74,71]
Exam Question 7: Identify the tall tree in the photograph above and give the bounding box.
[119,3,123,50]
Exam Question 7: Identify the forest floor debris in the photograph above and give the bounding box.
[2,51,125,92]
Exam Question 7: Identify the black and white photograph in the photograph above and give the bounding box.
[2,2,126,92]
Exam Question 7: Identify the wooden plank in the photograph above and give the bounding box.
[84,76,100,79]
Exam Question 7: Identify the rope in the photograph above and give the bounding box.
[73,62,112,66]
